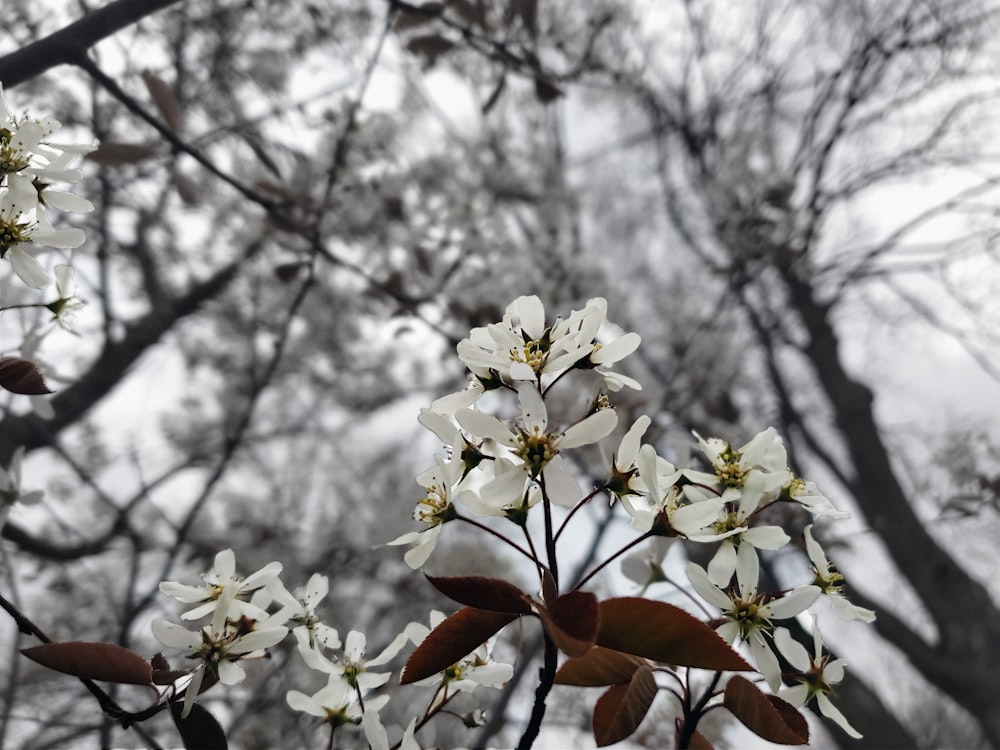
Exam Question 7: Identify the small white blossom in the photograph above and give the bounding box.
[804,526,876,622]
[287,675,389,726]
[271,573,341,651]
[687,542,820,690]
[775,622,862,738]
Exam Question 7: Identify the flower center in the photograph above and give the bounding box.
[514,426,557,477]
[714,446,746,488]
[0,216,31,257]
[414,483,453,526]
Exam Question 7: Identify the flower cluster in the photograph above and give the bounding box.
[390,295,873,739]
[1,84,93,289]
[154,549,512,747]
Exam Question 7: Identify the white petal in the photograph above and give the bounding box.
[419,408,461,444]
[708,541,738,587]
[735,541,760,597]
[513,295,545,339]
[287,689,325,717]
[817,693,863,738]
[8,247,52,288]
[230,626,287,654]
[766,586,821,619]
[151,619,201,650]
[749,634,782,691]
[616,416,651,468]
[217,659,246,685]
[542,457,581,507]
[686,562,732,610]
[560,408,618,449]
[591,332,640,364]
[41,189,94,213]
[456,409,513,445]
[742,525,790,550]
[363,709,390,750]
[773,627,811,672]
[517,383,547,430]
[368,631,409,666]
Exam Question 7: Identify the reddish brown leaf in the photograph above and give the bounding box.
[592,665,658,747]
[171,701,228,750]
[22,642,152,686]
[0,357,52,395]
[401,607,519,684]
[723,675,809,745]
[86,142,159,166]
[686,729,715,750]
[536,591,599,657]
[141,70,182,132]
[597,598,752,672]
[555,645,646,687]
[425,575,533,614]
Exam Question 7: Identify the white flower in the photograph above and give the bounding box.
[687,542,820,690]
[404,611,513,701]
[48,264,86,331]
[271,573,341,651]
[558,297,642,391]
[151,614,287,718]
[456,383,617,507]
[621,444,729,537]
[364,713,421,750]
[781,477,850,519]
[298,629,409,695]
[456,295,595,384]
[158,548,282,630]
[1,192,86,288]
[606,416,650,504]
[621,536,674,591]
[775,622,862,738]
[804,525,876,622]
[0,446,44,521]
[287,675,389,726]
[388,451,465,569]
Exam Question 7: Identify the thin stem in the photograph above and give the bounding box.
[676,671,722,750]
[539,474,558,588]
[515,632,557,750]
[456,515,544,570]
[553,483,609,542]
[573,530,653,590]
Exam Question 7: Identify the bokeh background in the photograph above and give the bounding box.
[1,1,998,748]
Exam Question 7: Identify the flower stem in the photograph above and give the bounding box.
[456,515,544,570]
[515,632,557,750]
[553,484,609,542]
[572,531,652,590]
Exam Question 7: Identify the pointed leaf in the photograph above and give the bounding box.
[425,575,533,614]
[680,728,715,750]
[0,357,53,395]
[171,701,229,750]
[86,142,159,165]
[141,70,182,132]
[536,591,598,657]
[555,645,646,687]
[592,665,658,747]
[723,675,809,745]
[401,607,519,684]
[597,598,752,671]
[21,642,152,686]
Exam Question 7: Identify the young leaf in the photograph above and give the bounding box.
[536,591,599,657]
[21,642,152,686]
[597,598,752,671]
[141,70,182,132]
[0,357,52,395]
[592,665,658,747]
[171,701,229,750]
[555,645,646,687]
[401,607,519,684]
[85,142,159,166]
[425,574,533,614]
[723,675,809,745]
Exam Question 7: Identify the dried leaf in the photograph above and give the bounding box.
[405,34,455,65]
[171,701,229,750]
[22,642,152,686]
[0,357,53,395]
[401,607,519,684]
[393,2,444,30]
[86,142,159,166]
[534,76,564,103]
[141,70,182,132]
[592,665,658,746]
[723,675,809,745]
[597,598,752,671]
